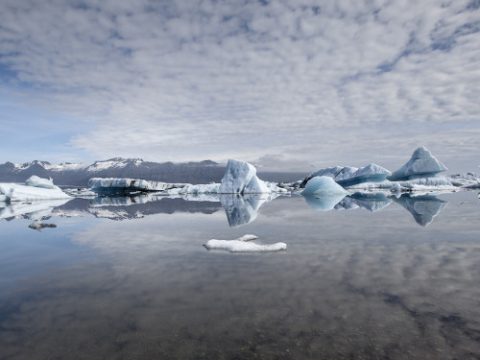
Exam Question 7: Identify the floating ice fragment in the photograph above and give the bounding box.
[204,235,286,253]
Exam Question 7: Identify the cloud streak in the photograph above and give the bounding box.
[0,0,479,170]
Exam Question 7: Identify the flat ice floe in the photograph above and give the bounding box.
[204,234,287,253]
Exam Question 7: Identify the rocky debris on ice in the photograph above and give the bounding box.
[0,177,71,202]
[301,176,349,196]
[88,177,179,194]
[204,234,287,253]
[388,147,447,181]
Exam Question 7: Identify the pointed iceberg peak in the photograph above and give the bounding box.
[388,146,447,181]
[219,159,269,194]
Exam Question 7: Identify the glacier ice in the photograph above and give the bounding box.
[219,159,270,194]
[302,163,391,187]
[204,234,287,253]
[0,181,71,202]
[388,147,447,181]
[301,176,349,196]
[25,175,57,189]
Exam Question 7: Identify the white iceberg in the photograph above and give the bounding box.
[219,159,271,194]
[388,147,447,181]
[25,175,57,189]
[0,178,71,202]
[204,234,287,253]
[302,163,391,187]
[301,176,349,196]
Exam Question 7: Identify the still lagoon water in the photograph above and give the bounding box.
[1,191,480,359]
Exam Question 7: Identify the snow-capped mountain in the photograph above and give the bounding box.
[0,158,224,186]
[0,158,304,186]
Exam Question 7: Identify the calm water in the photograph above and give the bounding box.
[1,191,480,359]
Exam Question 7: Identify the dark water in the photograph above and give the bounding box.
[1,191,480,359]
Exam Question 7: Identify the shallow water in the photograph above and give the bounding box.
[1,191,480,359]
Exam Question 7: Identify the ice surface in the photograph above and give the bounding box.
[303,163,391,187]
[301,176,349,196]
[25,175,57,189]
[219,159,271,194]
[0,182,71,202]
[388,147,447,181]
[204,235,287,253]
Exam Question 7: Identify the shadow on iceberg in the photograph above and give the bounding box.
[394,194,447,227]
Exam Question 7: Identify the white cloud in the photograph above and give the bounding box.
[0,0,479,170]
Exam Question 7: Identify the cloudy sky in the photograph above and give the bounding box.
[0,0,479,171]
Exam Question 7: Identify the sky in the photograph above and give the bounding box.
[0,0,479,172]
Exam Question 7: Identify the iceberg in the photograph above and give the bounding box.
[388,147,447,181]
[0,179,71,202]
[88,177,178,194]
[25,175,57,189]
[204,234,287,253]
[219,159,271,194]
[301,176,349,196]
[301,163,391,188]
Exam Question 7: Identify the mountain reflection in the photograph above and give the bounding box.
[0,191,450,227]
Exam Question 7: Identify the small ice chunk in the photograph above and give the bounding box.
[388,147,447,181]
[204,235,286,253]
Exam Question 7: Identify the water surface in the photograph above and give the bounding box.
[1,191,480,359]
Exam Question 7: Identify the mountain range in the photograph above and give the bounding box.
[0,158,305,186]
